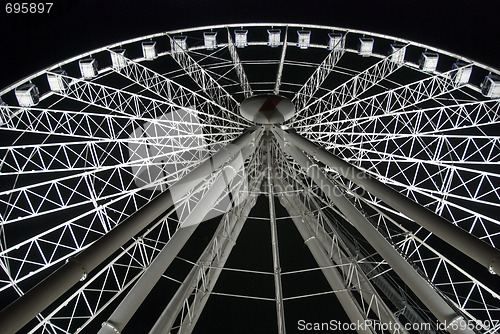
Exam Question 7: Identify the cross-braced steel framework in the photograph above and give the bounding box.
[0,23,499,334]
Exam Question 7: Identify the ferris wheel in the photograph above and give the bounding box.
[0,23,499,334]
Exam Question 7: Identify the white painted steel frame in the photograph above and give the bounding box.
[0,23,499,334]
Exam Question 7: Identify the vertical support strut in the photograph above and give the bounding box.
[227,27,253,98]
[178,191,260,334]
[276,184,375,334]
[148,190,259,334]
[272,127,474,334]
[276,179,408,334]
[274,26,288,95]
[0,128,262,334]
[267,136,287,334]
[98,151,247,334]
[283,130,500,275]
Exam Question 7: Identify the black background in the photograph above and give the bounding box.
[1,0,500,90]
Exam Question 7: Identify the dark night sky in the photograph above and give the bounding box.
[1,1,499,333]
[1,0,500,91]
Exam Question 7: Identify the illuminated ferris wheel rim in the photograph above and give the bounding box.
[2,22,500,97]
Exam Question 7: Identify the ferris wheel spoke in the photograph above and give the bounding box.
[59,74,200,120]
[166,34,241,114]
[226,28,253,98]
[343,187,500,323]
[109,51,250,128]
[292,36,346,111]
[341,164,500,244]
[183,47,242,88]
[0,104,234,142]
[26,221,169,334]
[293,66,465,130]
[0,131,218,175]
[272,147,399,328]
[0,186,160,296]
[328,140,500,209]
[327,131,500,165]
[308,98,500,135]
[293,45,408,121]
[272,26,288,96]
[0,144,213,226]
[0,105,138,140]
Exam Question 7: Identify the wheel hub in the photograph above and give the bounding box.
[240,94,295,124]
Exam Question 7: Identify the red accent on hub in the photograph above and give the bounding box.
[259,96,282,112]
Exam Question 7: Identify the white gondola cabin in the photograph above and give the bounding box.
[47,69,69,92]
[234,30,248,48]
[15,83,39,107]
[451,62,472,84]
[297,30,311,49]
[142,41,158,60]
[481,75,500,98]
[110,48,127,69]
[204,32,217,50]
[79,57,98,79]
[171,36,187,53]
[358,37,374,56]
[389,43,406,64]
[268,29,281,47]
[328,33,343,51]
[419,52,439,72]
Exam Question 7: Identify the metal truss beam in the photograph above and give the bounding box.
[0,128,261,334]
[272,127,474,334]
[319,213,434,333]
[165,37,241,113]
[275,186,375,334]
[274,26,288,95]
[267,139,286,334]
[27,224,164,334]
[272,149,426,331]
[0,138,195,226]
[226,28,253,98]
[162,191,259,334]
[277,179,407,334]
[282,129,500,275]
[292,66,466,133]
[108,51,249,126]
[56,72,245,134]
[294,45,407,118]
[98,150,247,334]
[292,36,346,111]
[274,153,438,331]
[309,99,500,140]
[149,142,264,334]
[345,186,500,329]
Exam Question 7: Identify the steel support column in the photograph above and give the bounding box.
[148,191,259,334]
[98,145,250,334]
[282,129,500,275]
[177,191,260,334]
[267,137,287,334]
[278,182,408,334]
[148,135,264,334]
[272,127,474,334]
[276,186,375,334]
[274,26,288,95]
